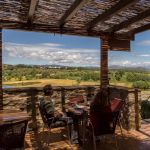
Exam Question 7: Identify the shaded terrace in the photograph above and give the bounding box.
[0,0,150,103]
[0,0,150,149]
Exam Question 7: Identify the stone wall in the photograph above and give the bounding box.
[3,86,98,130]
[109,86,141,130]
[3,85,141,131]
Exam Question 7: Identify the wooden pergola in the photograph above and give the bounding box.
[0,0,150,109]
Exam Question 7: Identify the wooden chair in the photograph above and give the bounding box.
[84,99,124,150]
[38,102,73,147]
[0,119,28,150]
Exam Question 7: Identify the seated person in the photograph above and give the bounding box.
[89,86,112,133]
[90,86,110,112]
[40,84,63,120]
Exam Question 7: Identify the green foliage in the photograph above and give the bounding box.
[3,64,100,82]
[114,70,124,81]
[141,99,150,119]
[126,72,150,82]
[3,64,150,90]
[133,81,150,89]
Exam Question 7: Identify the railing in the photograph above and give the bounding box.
[3,85,141,130]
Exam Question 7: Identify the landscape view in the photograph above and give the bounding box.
[3,64,150,90]
[3,30,150,92]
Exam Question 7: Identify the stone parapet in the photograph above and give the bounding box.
[3,85,141,130]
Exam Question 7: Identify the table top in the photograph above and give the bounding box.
[64,103,89,116]
[0,109,30,124]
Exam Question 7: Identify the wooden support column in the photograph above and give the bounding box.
[100,36,109,88]
[61,87,66,112]
[0,29,2,110]
[134,88,141,130]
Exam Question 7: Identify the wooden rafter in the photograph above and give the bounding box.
[86,0,138,30]
[1,20,105,37]
[109,9,150,33]
[27,0,38,24]
[131,23,150,35]
[59,0,88,27]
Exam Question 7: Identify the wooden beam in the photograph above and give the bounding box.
[87,0,138,30]
[109,9,150,33]
[59,0,88,27]
[0,28,2,110]
[1,20,105,38]
[109,38,131,51]
[131,23,150,35]
[27,0,38,24]
[100,36,109,88]
[1,20,136,40]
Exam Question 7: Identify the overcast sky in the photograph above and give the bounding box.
[2,29,150,68]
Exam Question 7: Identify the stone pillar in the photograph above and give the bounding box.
[100,36,109,88]
[109,86,141,130]
[0,29,2,110]
[27,89,38,131]
[124,89,141,130]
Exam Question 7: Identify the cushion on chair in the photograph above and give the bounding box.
[69,95,84,104]
[49,120,66,128]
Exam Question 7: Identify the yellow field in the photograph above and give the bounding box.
[3,79,99,87]
[4,79,136,88]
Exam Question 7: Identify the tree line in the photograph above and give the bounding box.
[3,64,150,89]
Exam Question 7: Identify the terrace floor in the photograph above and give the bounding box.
[25,120,150,150]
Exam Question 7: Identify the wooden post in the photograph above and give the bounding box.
[86,86,95,101]
[134,88,141,130]
[100,36,109,88]
[61,87,65,112]
[0,29,2,110]
[27,89,38,131]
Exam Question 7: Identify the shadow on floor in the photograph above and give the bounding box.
[25,128,77,150]
[83,133,150,150]
[25,129,150,150]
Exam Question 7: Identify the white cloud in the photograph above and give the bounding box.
[143,62,150,65]
[110,60,150,67]
[139,54,150,57]
[110,60,132,66]
[3,42,99,66]
[3,42,150,67]
[138,40,150,46]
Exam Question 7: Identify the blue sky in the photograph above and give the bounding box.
[2,29,150,68]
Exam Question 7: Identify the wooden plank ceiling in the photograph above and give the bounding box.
[0,0,150,40]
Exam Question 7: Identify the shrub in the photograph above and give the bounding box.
[141,100,150,119]
[126,72,150,82]
[133,81,150,89]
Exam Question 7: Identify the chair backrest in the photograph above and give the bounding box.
[0,119,28,149]
[38,102,49,126]
[90,98,124,136]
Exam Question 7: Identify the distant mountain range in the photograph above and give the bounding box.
[109,65,150,71]
[3,64,150,71]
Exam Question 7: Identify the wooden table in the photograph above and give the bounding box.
[64,104,89,145]
[64,104,89,115]
[0,109,30,125]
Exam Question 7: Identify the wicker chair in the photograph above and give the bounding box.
[0,120,28,150]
